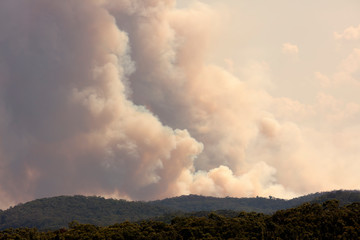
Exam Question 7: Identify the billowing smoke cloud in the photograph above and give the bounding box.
[0,0,204,208]
[0,0,358,209]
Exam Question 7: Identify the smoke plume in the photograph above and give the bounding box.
[0,0,359,209]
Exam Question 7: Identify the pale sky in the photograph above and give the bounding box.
[180,0,360,102]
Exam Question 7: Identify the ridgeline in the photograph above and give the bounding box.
[0,190,359,230]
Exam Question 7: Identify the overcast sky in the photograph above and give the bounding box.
[0,0,359,209]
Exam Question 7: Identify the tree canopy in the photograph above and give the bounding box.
[1,200,360,239]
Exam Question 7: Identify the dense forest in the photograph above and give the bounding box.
[0,196,172,230]
[0,190,359,231]
[1,200,360,239]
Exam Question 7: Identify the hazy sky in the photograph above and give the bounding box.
[181,0,360,101]
[0,0,360,209]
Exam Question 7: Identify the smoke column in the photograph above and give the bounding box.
[0,0,359,209]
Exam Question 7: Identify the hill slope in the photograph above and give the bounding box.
[1,190,359,230]
[1,200,360,239]
[0,196,172,230]
[150,190,360,213]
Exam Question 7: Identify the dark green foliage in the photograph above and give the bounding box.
[151,190,360,214]
[1,200,360,239]
[1,190,359,231]
[264,200,360,239]
[150,194,285,213]
[310,190,360,206]
[0,196,171,230]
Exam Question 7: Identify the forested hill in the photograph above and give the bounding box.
[2,200,360,239]
[0,190,359,230]
[150,190,360,213]
[0,196,173,230]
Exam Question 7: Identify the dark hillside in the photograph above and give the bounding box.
[0,196,172,230]
[1,200,360,239]
[150,194,287,213]
[150,190,360,213]
[309,190,360,205]
[0,190,359,230]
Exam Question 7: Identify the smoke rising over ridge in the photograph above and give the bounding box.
[0,0,359,209]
